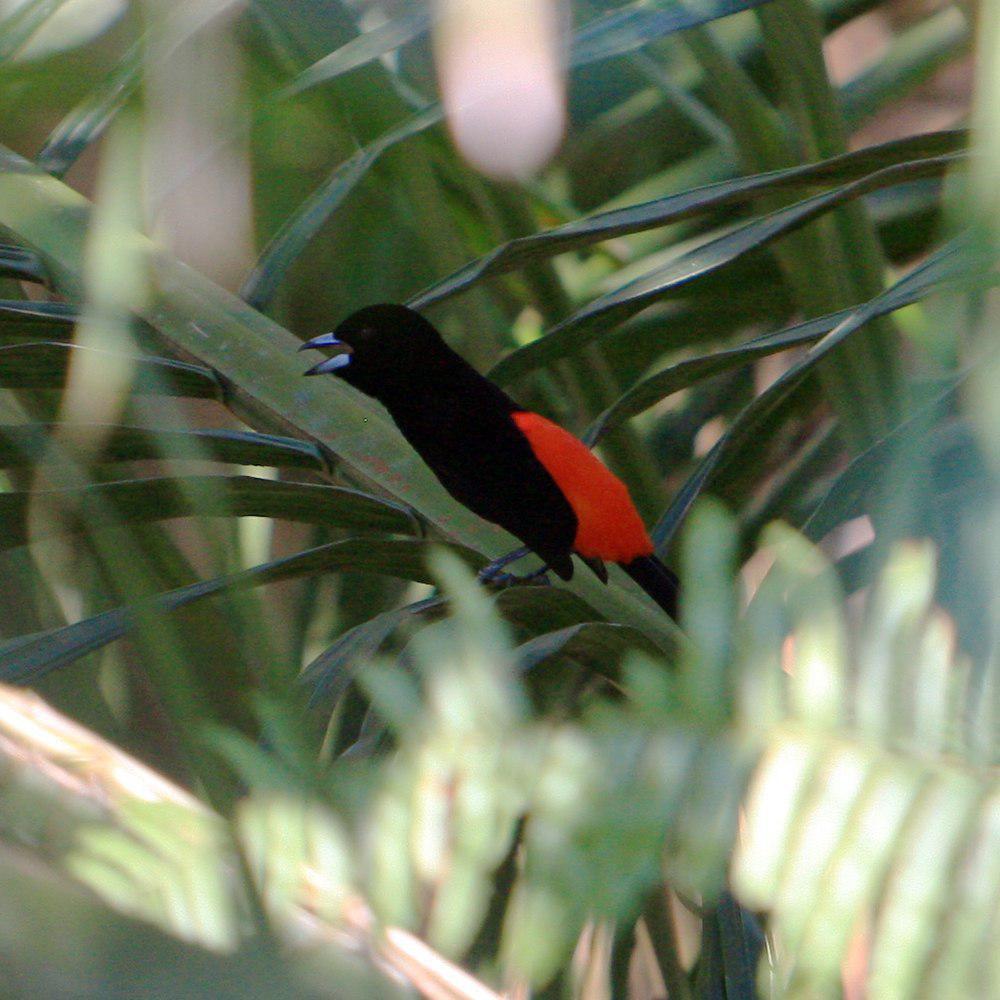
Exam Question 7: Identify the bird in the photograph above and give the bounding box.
[300,304,679,620]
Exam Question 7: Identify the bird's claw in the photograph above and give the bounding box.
[478,564,551,589]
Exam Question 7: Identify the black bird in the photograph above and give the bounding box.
[301,304,679,619]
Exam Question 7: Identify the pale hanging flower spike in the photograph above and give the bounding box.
[433,0,567,180]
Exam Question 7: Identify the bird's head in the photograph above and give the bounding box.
[300,303,446,400]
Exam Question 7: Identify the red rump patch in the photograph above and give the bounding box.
[512,411,654,563]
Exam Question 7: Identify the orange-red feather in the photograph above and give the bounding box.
[511,411,653,563]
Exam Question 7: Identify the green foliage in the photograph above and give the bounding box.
[0,0,996,997]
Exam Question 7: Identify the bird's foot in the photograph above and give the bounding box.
[479,566,552,589]
[478,547,551,588]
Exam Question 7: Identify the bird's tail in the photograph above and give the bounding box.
[621,554,680,621]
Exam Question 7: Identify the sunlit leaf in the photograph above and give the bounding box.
[651,235,988,551]
[0,423,324,470]
[0,341,221,396]
[0,242,49,284]
[569,0,777,66]
[491,153,963,383]
[35,42,141,177]
[0,474,419,550]
[514,620,661,675]
[241,104,444,311]
[411,132,965,314]
[0,0,125,61]
[0,538,483,684]
[277,4,432,99]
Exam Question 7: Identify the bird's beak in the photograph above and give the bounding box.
[299,333,354,376]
